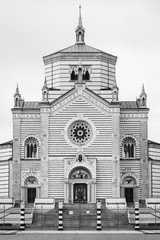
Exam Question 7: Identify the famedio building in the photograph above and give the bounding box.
[1,7,160,206]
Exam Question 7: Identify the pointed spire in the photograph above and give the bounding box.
[14,83,22,107]
[140,83,146,97]
[14,83,21,97]
[75,5,85,44]
[42,78,48,101]
[44,77,47,88]
[138,83,147,107]
[16,83,19,94]
[78,5,83,27]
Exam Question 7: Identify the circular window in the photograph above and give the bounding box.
[68,121,92,145]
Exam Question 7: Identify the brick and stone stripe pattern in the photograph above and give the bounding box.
[97,201,102,230]
[20,201,25,230]
[135,201,140,230]
[58,201,63,230]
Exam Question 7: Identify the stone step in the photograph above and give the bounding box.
[29,203,134,230]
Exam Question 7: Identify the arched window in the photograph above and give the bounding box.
[15,98,19,106]
[43,91,47,101]
[71,70,78,81]
[142,97,146,106]
[82,70,90,81]
[25,137,39,158]
[71,70,76,80]
[78,32,82,42]
[85,70,90,80]
[122,137,136,158]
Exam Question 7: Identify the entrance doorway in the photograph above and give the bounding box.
[125,188,133,204]
[27,188,36,203]
[74,183,87,203]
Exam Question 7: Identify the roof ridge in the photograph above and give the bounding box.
[43,44,117,58]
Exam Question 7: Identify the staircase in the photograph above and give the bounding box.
[29,207,58,230]
[63,203,97,230]
[27,202,133,230]
[101,206,134,230]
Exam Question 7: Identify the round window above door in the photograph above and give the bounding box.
[68,120,92,145]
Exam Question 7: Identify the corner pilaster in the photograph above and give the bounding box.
[12,111,21,203]
[111,110,120,197]
[140,116,149,201]
[40,106,50,197]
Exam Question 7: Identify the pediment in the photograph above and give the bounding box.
[50,85,119,116]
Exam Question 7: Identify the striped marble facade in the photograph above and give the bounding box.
[0,11,157,205]
[0,141,12,197]
[148,141,160,197]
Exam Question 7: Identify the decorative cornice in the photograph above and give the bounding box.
[120,113,148,119]
[44,52,117,65]
[13,113,40,119]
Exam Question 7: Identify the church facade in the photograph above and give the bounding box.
[1,8,160,206]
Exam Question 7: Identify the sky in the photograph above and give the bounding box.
[0,0,160,144]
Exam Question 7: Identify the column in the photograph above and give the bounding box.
[71,183,74,203]
[64,180,69,203]
[87,183,90,203]
[21,187,25,202]
[91,181,96,203]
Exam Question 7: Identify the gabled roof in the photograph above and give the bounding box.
[120,101,139,109]
[0,140,13,146]
[43,43,117,60]
[59,44,105,53]
[50,85,117,113]
[148,140,160,146]
[23,101,40,109]
[50,87,77,106]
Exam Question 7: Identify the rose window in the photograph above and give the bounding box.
[69,121,92,145]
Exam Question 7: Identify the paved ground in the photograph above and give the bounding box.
[0,231,160,240]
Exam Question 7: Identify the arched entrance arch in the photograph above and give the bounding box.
[65,166,96,203]
[21,175,41,203]
[70,167,91,203]
[120,173,139,204]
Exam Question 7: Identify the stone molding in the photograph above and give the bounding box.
[120,169,139,186]
[64,116,97,149]
[22,134,41,146]
[13,113,40,119]
[50,88,120,116]
[64,156,96,180]
[21,169,41,187]
[120,113,148,119]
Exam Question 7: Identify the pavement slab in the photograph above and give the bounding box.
[17,230,142,234]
